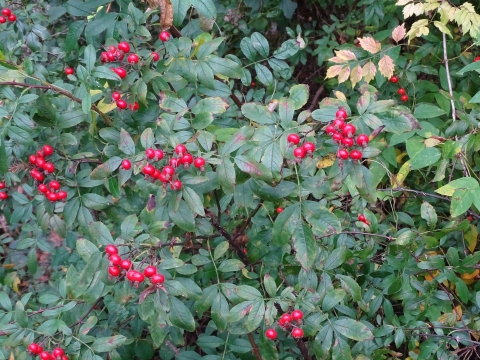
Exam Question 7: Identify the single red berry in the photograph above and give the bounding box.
[57,190,68,200]
[127,54,139,64]
[65,68,74,75]
[181,153,194,166]
[332,133,343,143]
[0,16,5,23]
[43,144,53,156]
[194,157,206,170]
[158,173,168,183]
[0,192,7,200]
[28,343,41,354]
[280,313,292,324]
[36,157,45,168]
[114,67,127,79]
[120,259,132,270]
[332,118,345,130]
[276,207,283,214]
[169,158,180,169]
[142,164,155,176]
[293,147,306,159]
[144,266,157,278]
[342,123,356,138]
[467,215,474,222]
[162,166,175,178]
[129,102,139,111]
[325,125,336,135]
[151,273,165,284]
[107,52,115,62]
[175,144,187,156]
[7,14,15,22]
[108,45,116,53]
[151,52,160,61]
[115,51,124,61]
[40,351,52,360]
[29,154,37,164]
[291,327,304,338]
[108,266,120,277]
[43,162,55,173]
[397,88,406,95]
[37,149,45,158]
[153,169,161,179]
[341,137,354,147]
[61,356,68,360]
[265,328,277,340]
[116,99,127,109]
[100,52,109,63]
[0,182,4,189]
[112,91,121,101]
[117,42,130,53]
[159,31,171,42]
[401,94,409,102]
[390,75,399,83]
[336,109,347,119]
[47,192,58,202]
[105,244,118,255]
[154,149,164,160]
[358,214,367,222]
[171,180,182,191]
[126,270,136,281]
[302,142,316,154]
[121,159,131,170]
[52,348,64,358]
[109,254,122,265]
[145,148,156,159]
[287,134,300,146]
[475,56,480,62]
[2,8,11,16]
[337,149,349,160]
[32,171,45,182]
[291,309,303,321]
[132,271,145,283]
[356,134,369,147]
[350,149,362,160]
[49,180,61,190]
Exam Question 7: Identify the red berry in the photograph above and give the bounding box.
[126,270,136,281]
[162,166,175,178]
[325,125,336,135]
[287,134,300,145]
[332,133,343,143]
[341,137,354,147]
[28,343,41,354]
[37,150,45,158]
[107,52,115,62]
[276,207,283,214]
[108,266,120,277]
[467,215,474,222]
[0,182,4,189]
[251,81,256,87]
[475,56,480,62]
[153,169,161,179]
[337,149,349,160]
[151,273,165,284]
[127,54,139,64]
[129,102,139,111]
[175,144,187,156]
[356,134,369,147]
[43,144,53,156]
[291,327,304,338]
[145,148,155,159]
[132,271,145,283]
[49,180,61,190]
[2,8,11,16]
[29,154,37,164]
[291,309,303,321]
[159,31,171,42]
[390,76,399,83]
[57,190,68,200]
[401,94,409,102]
[117,42,130,53]
[40,351,52,360]
[397,88,406,95]
[36,157,45,168]
[332,118,345,130]
[116,99,127,109]
[43,162,55,173]
[342,124,356,138]
[142,164,155,176]
[120,259,132,270]
[61,356,68,360]
[151,52,160,61]
[114,67,127,79]
[358,214,367,222]
[65,68,74,75]
[154,149,164,160]
[7,14,15,22]
[336,109,347,119]
[158,173,168,183]
[32,171,44,182]
[108,45,116,53]
[170,180,182,191]
[52,348,64,358]
[121,159,131,170]
[350,149,362,160]
[181,153,193,166]
[169,158,179,169]
[112,91,121,101]
[0,192,7,200]
[105,244,118,255]
[100,52,109,62]
[144,266,157,278]
[302,142,316,154]
[109,254,122,265]
[293,147,306,159]
[194,157,206,169]
[47,192,58,202]
[280,313,292,324]
[0,16,5,23]
[116,50,125,61]
[265,328,277,340]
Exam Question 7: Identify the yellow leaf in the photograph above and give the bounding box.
[335,50,357,61]
[392,24,406,43]
[12,276,20,294]
[396,0,412,5]
[403,3,424,18]
[317,153,336,169]
[391,160,410,187]
[242,268,253,279]
[362,61,377,83]
[358,37,381,54]
[328,56,348,64]
[433,21,452,37]
[454,305,463,321]
[97,98,117,113]
[349,65,363,88]
[407,19,430,41]
[424,138,441,148]
[460,269,478,281]
[326,65,344,79]
[424,0,440,12]
[338,66,351,84]
[333,91,347,102]
[378,55,395,79]
[465,225,478,253]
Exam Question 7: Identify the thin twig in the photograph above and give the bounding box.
[247,333,262,360]
[234,202,263,242]
[442,31,456,122]
[307,85,324,111]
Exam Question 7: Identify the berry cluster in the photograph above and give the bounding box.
[266,309,304,340]
[0,8,16,23]
[111,91,138,111]
[390,75,408,102]
[358,214,370,225]
[0,181,8,200]
[28,145,67,202]
[287,134,316,161]
[28,344,68,360]
[105,245,165,289]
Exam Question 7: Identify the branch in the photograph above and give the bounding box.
[71,297,103,328]
[442,31,456,122]
[234,202,263,242]
[307,85,324,111]
[317,231,393,241]
[247,333,262,360]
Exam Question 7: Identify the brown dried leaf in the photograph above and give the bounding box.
[362,61,377,83]
[358,37,381,54]
[147,0,173,31]
[392,24,406,43]
[326,65,344,79]
[378,55,395,79]
[350,65,363,88]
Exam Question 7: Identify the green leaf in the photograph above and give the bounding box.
[336,275,361,302]
[258,181,296,201]
[241,103,276,125]
[414,104,446,119]
[140,128,154,149]
[195,37,224,59]
[82,193,111,210]
[255,63,274,86]
[217,157,236,193]
[190,0,217,19]
[251,32,269,57]
[169,296,196,332]
[293,223,316,269]
[92,66,121,81]
[169,200,196,232]
[436,177,479,196]
[220,126,254,155]
[192,97,229,114]
[91,335,127,352]
[324,247,347,270]
[90,156,122,180]
[76,239,99,261]
[240,38,257,61]
[57,111,86,128]
[246,300,265,331]
[0,136,8,173]
[235,155,273,181]
[218,259,245,272]
[37,319,61,335]
[206,55,243,78]
[84,44,96,73]
[192,112,214,130]
[196,61,215,89]
[36,93,57,123]
[457,61,480,75]
[289,84,309,110]
[172,0,191,26]
[395,229,415,245]
[89,221,114,246]
[409,147,441,169]
[0,291,12,311]
[159,90,188,113]
[212,293,228,330]
[272,203,301,245]
[332,319,374,341]
[421,202,438,228]
[451,188,473,217]
[182,186,205,216]
[322,289,346,311]
[8,126,33,145]
[273,39,299,60]
[118,128,135,155]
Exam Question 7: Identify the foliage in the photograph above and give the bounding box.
[1,0,480,359]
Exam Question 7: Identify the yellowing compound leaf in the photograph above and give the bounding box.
[362,61,376,83]
[335,50,357,61]
[396,0,413,5]
[350,65,363,88]
[407,19,430,41]
[378,55,395,79]
[326,65,344,79]
[392,24,406,42]
[333,91,347,102]
[338,66,351,84]
[433,21,452,37]
[403,3,424,18]
[328,56,348,64]
[358,37,381,54]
